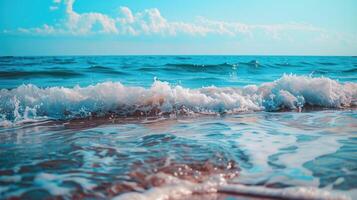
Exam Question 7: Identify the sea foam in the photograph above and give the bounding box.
[0,75,356,123]
[113,173,350,200]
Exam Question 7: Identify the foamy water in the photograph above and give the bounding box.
[0,75,356,124]
[0,56,356,199]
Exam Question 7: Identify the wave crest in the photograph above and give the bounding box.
[0,75,356,123]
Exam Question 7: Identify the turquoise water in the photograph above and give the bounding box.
[0,56,356,199]
[0,56,356,89]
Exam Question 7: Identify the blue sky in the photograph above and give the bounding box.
[0,0,356,56]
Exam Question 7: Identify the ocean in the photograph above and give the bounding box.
[0,56,356,200]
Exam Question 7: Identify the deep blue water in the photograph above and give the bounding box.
[0,56,356,199]
[0,56,356,89]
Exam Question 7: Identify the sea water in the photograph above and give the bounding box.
[0,56,356,199]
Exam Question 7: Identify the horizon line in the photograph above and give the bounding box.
[1,54,356,57]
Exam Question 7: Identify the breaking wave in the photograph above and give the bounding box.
[0,75,356,124]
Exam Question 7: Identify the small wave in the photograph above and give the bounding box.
[138,67,158,72]
[88,65,112,70]
[317,62,338,66]
[87,65,129,75]
[164,62,237,73]
[300,61,314,66]
[47,58,77,65]
[0,75,356,123]
[239,60,260,67]
[174,56,192,60]
[18,56,41,60]
[0,70,83,79]
[0,56,15,63]
[341,68,357,73]
[165,62,236,68]
[0,56,14,59]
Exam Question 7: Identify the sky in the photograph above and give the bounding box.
[0,0,356,56]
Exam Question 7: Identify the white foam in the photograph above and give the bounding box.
[112,173,350,200]
[0,75,356,123]
[112,173,225,200]
[219,184,350,200]
[33,172,96,196]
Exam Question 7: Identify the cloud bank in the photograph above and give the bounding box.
[13,0,327,39]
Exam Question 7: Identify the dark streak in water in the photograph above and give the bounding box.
[87,65,129,75]
[166,63,235,68]
[0,70,83,78]
[165,63,237,72]
[174,56,192,60]
[317,62,338,66]
[88,65,113,70]
[299,61,313,65]
[138,67,158,72]
[47,58,77,65]
[341,68,357,73]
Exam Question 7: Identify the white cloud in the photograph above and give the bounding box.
[119,7,135,24]
[11,0,334,41]
[116,7,250,36]
[18,24,57,35]
[17,0,118,35]
[63,0,118,34]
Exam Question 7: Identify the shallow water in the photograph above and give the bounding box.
[0,56,356,199]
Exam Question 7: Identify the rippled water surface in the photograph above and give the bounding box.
[0,56,356,89]
[0,56,356,199]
